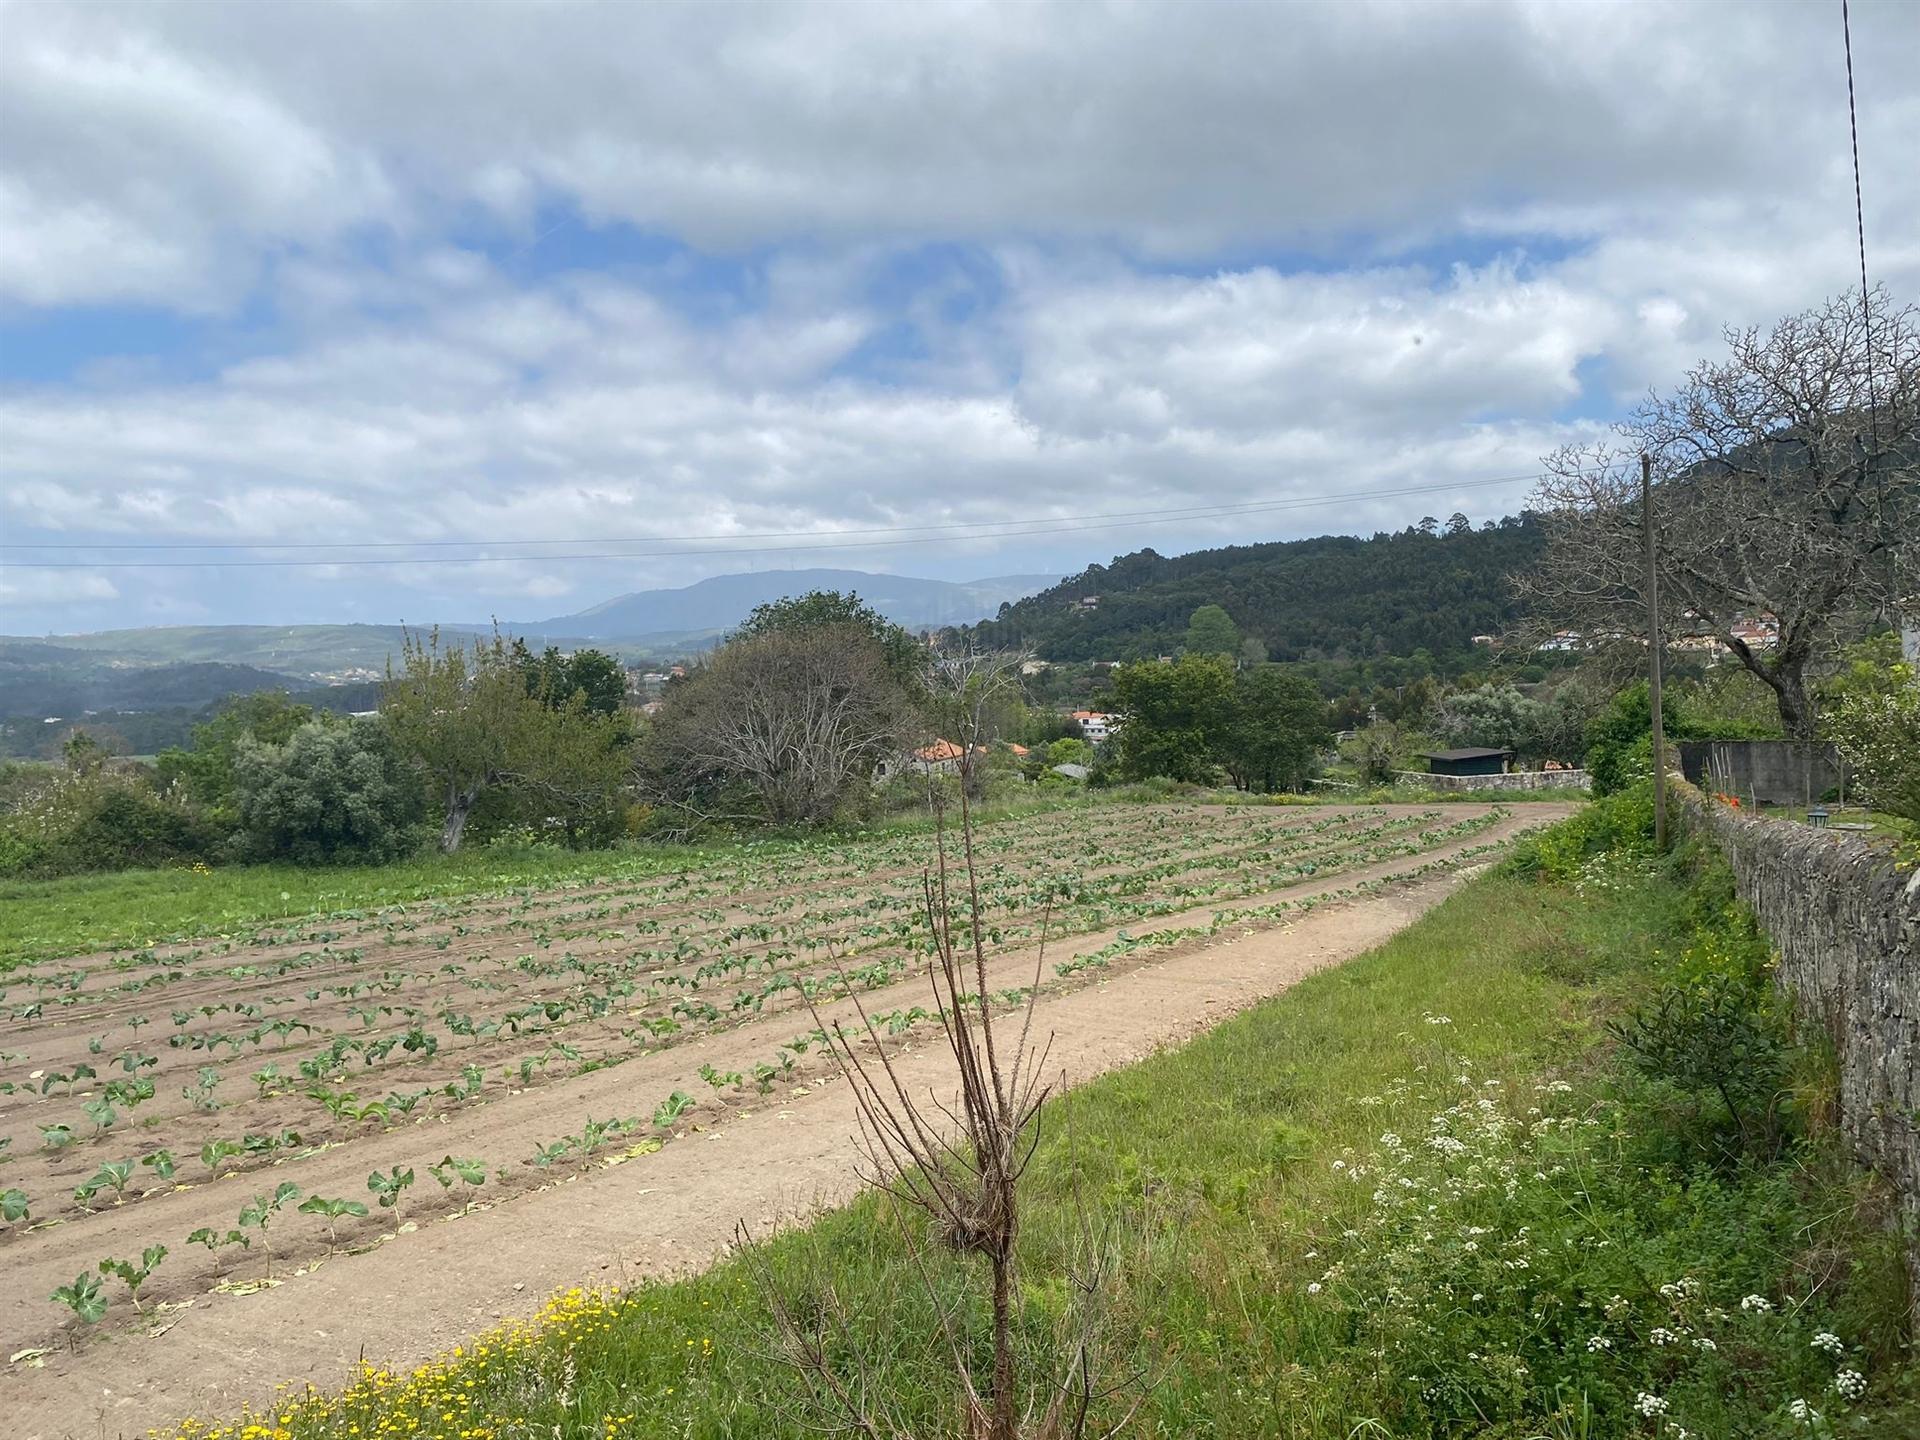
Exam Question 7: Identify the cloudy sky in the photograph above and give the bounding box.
[2,0,1916,635]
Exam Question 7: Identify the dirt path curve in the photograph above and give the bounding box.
[6,807,1565,1438]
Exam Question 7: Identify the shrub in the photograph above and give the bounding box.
[1585,683,1698,796]
[1506,780,1655,882]
[0,764,215,878]
[1825,674,1920,828]
[231,719,423,864]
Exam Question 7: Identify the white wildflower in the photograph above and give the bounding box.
[1811,1331,1844,1356]
[1586,1335,1612,1353]
[1634,1392,1669,1418]
[1833,1369,1866,1401]
[1740,1294,1774,1313]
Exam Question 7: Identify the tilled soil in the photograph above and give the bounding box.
[0,803,1568,1438]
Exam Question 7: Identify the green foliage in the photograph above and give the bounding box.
[1506,780,1655,882]
[514,641,628,716]
[98,1244,167,1312]
[231,718,423,864]
[1180,603,1240,658]
[1111,654,1235,783]
[367,1166,415,1209]
[1824,658,1920,828]
[50,1270,106,1327]
[0,762,218,879]
[1584,682,1698,796]
[2,1186,28,1223]
[1431,681,1590,762]
[1221,664,1330,793]
[382,627,632,852]
[966,517,1548,664]
[731,589,928,690]
[155,691,317,821]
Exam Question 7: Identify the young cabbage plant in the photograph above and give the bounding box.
[652,1090,694,1128]
[298,1195,369,1251]
[98,1245,167,1314]
[366,1165,414,1211]
[428,1155,486,1212]
[185,1226,250,1275]
[50,1271,106,1335]
[2,1187,29,1224]
[140,1149,176,1182]
[237,1182,301,1276]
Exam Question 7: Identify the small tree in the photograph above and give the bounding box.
[644,624,914,826]
[1181,604,1240,659]
[383,628,630,851]
[231,718,421,863]
[1825,669,1920,828]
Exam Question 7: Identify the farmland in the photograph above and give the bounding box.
[0,798,1552,1433]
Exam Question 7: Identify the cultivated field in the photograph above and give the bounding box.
[0,799,1554,1435]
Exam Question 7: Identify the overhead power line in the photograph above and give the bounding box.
[0,470,1579,571]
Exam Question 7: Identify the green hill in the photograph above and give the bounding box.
[962,515,1545,663]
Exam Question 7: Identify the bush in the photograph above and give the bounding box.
[1506,780,1655,882]
[1584,683,1698,796]
[231,719,423,864]
[0,764,216,877]
[1825,674,1920,828]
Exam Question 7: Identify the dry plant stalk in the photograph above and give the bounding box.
[744,653,1146,1440]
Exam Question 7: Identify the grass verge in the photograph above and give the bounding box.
[162,815,1914,1440]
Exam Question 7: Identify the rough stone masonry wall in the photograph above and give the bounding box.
[1395,769,1592,793]
[1673,778,1920,1291]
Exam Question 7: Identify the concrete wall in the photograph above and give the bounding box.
[1395,768,1591,793]
[1677,739,1847,807]
[1674,779,1920,1297]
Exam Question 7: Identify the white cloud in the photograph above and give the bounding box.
[2,0,1917,633]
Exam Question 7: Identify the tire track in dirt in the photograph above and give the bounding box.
[2,805,1567,1439]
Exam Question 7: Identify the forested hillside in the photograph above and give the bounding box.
[963,514,1546,661]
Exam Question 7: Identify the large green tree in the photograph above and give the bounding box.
[156,691,316,821]
[1222,666,1331,793]
[1111,655,1236,783]
[514,642,628,716]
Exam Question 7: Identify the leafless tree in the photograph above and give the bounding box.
[1522,287,1919,737]
[742,683,1150,1439]
[642,625,915,826]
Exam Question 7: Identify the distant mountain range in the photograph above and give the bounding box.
[0,570,1060,737]
[524,569,1058,641]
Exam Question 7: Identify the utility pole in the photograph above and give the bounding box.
[1643,452,1666,848]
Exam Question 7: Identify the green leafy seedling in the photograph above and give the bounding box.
[238,1181,301,1275]
[652,1091,694,1128]
[186,1226,249,1275]
[366,1166,414,1210]
[2,1187,28,1224]
[428,1155,486,1212]
[141,1149,176,1182]
[51,1271,106,1334]
[99,1245,167,1313]
[298,1195,369,1251]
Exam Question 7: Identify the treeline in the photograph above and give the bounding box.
[0,635,633,879]
[961,513,1546,663]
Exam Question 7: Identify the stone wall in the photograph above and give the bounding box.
[1673,779,1920,1291]
[1395,768,1591,793]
